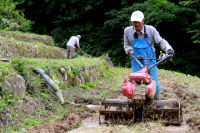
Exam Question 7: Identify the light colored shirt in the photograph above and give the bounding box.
[66,36,79,48]
[124,25,173,54]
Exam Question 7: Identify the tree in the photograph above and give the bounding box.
[179,0,200,44]
[0,0,32,31]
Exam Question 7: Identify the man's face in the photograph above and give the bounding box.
[132,19,144,32]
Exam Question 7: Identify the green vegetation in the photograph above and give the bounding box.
[81,82,98,90]
[0,30,65,59]
[0,93,44,132]
[0,62,15,81]
[0,30,54,45]
[0,94,70,132]
[11,57,104,73]
[0,0,32,31]
[11,57,106,90]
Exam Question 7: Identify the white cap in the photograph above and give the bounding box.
[130,10,144,22]
[76,35,81,38]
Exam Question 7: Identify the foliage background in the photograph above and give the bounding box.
[1,0,200,76]
[0,0,32,31]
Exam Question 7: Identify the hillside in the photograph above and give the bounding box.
[0,31,66,59]
[0,31,199,133]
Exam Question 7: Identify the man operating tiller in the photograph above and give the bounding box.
[124,10,174,100]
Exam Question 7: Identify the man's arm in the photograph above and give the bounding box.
[124,28,134,54]
[77,45,82,51]
[152,27,174,53]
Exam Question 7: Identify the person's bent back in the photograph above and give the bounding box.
[66,35,81,59]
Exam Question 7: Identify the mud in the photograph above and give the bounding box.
[74,97,98,105]
[68,105,191,133]
[25,110,90,133]
[159,73,200,132]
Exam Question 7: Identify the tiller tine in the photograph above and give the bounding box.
[99,99,135,124]
[144,99,182,125]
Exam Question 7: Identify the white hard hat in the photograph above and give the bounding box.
[130,10,144,22]
[77,35,81,38]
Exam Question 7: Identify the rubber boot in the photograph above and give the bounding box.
[154,92,161,100]
[154,92,161,108]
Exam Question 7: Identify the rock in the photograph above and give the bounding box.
[75,75,82,86]
[64,73,68,81]
[79,71,85,84]
[3,74,26,98]
[99,55,114,67]
[60,67,65,73]
[0,58,10,62]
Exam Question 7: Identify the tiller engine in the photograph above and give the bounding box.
[99,53,182,125]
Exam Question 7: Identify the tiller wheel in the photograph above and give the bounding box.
[144,99,182,125]
[99,99,135,125]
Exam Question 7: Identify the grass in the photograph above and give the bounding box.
[0,37,66,59]
[106,67,131,91]
[0,95,70,133]
[11,57,104,69]
[0,30,54,45]
[99,90,109,97]
[0,62,15,82]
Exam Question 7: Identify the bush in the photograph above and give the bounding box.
[0,0,32,31]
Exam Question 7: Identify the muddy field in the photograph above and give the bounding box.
[25,70,200,133]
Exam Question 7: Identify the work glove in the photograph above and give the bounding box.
[127,49,134,56]
[167,49,174,56]
[136,56,144,60]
